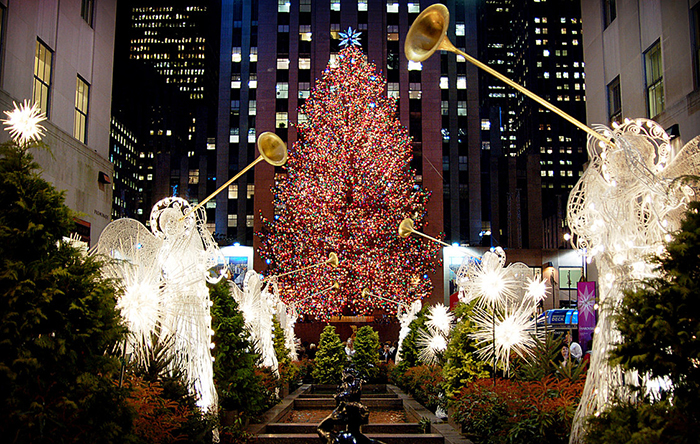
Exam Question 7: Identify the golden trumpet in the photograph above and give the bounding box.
[182,131,287,219]
[405,4,612,147]
[264,252,339,282]
[398,217,451,247]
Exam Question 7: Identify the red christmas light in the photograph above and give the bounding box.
[258,46,440,321]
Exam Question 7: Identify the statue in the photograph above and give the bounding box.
[317,367,385,444]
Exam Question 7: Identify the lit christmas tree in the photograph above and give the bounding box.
[259,33,439,320]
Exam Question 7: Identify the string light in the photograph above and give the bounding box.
[258,45,440,320]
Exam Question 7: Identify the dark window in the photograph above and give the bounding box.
[603,0,616,28]
[693,4,700,88]
[607,76,621,124]
[81,0,94,26]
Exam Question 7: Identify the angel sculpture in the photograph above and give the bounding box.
[567,119,700,443]
[394,298,423,363]
[97,197,223,412]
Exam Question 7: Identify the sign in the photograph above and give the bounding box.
[577,281,597,353]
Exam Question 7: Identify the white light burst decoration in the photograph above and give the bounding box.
[425,303,454,335]
[567,120,700,442]
[471,305,539,375]
[2,100,46,145]
[525,276,549,304]
[416,327,448,366]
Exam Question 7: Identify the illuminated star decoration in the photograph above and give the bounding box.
[339,27,362,48]
[2,100,46,146]
[457,248,544,375]
[416,303,453,365]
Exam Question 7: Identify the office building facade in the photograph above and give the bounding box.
[581,0,700,148]
[0,0,117,244]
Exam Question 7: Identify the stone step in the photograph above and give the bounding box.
[251,433,444,444]
[264,423,424,434]
[294,398,404,409]
[297,393,399,399]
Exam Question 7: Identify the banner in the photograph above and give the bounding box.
[577,281,597,353]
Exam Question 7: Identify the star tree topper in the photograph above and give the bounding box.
[339,27,362,48]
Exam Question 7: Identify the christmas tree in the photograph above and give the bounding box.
[259,34,439,319]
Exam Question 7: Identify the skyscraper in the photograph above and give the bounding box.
[478,0,587,250]
[111,0,219,226]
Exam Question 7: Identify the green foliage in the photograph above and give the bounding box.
[396,306,429,373]
[272,316,298,385]
[296,357,315,383]
[352,325,380,382]
[585,398,675,444]
[449,376,585,444]
[209,280,270,418]
[312,325,346,384]
[0,141,134,442]
[401,365,446,413]
[442,302,490,394]
[585,201,700,443]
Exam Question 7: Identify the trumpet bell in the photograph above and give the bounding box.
[405,4,451,62]
[361,288,370,299]
[327,252,339,268]
[257,131,288,166]
[398,218,416,238]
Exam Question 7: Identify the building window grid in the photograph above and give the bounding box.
[33,40,53,116]
[74,76,89,144]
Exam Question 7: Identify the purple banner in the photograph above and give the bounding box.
[577,281,596,353]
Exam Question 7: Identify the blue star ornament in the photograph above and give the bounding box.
[339,27,362,47]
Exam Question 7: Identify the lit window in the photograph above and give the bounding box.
[387,82,399,99]
[232,47,241,62]
[33,40,53,116]
[278,0,290,12]
[457,101,467,116]
[250,47,258,62]
[189,169,199,184]
[228,214,237,227]
[544,72,549,79]
[608,76,621,124]
[439,76,449,89]
[481,119,491,130]
[408,2,420,13]
[74,76,89,144]
[331,1,340,11]
[441,100,448,115]
[299,31,313,41]
[276,82,289,98]
[456,75,467,89]
[248,100,256,116]
[358,0,368,11]
[246,215,254,227]
[299,58,311,69]
[408,60,422,70]
[456,23,465,36]
[276,112,288,128]
[298,112,308,124]
[229,128,239,143]
[387,1,399,13]
[543,49,550,57]
[645,41,664,117]
[300,0,311,12]
[248,127,256,143]
[277,58,290,69]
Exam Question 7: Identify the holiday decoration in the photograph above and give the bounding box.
[259,44,439,319]
[2,100,46,145]
[395,299,423,363]
[415,303,453,365]
[567,120,700,442]
[457,248,546,375]
[97,197,223,413]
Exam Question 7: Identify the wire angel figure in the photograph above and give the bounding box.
[567,120,700,443]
